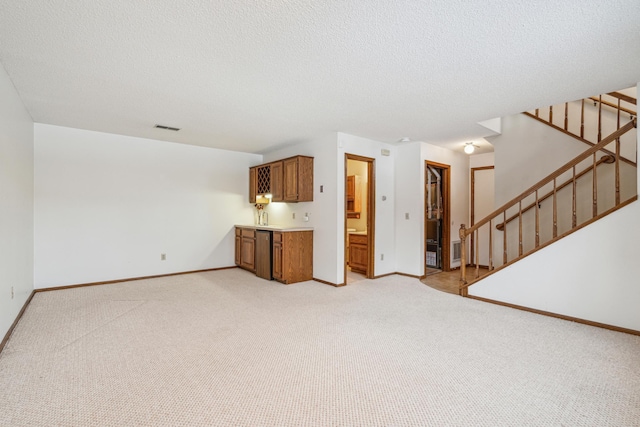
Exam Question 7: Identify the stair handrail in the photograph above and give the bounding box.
[495,155,615,231]
[459,119,637,293]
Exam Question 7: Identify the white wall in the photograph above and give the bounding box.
[394,143,423,275]
[469,199,640,331]
[0,63,34,338]
[261,134,340,284]
[470,83,640,331]
[34,124,261,288]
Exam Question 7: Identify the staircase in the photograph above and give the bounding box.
[459,91,637,296]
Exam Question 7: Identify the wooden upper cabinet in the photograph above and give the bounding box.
[284,156,313,202]
[346,175,361,218]
[270,161,284,202]
[249,167,257,203]
[249,156,313,204]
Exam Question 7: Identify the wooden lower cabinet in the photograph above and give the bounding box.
[348,233,368,274]
[235,227,313,284]
[272,231,313,284]
[236,228,256,272]
[272,232,283,281]
[234,228,242,265]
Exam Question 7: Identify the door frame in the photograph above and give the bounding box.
[344,154,376,283]
[424,160,451,272]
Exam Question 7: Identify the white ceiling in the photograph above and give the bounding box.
[1,1,639,154]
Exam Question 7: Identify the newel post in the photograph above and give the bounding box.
[459,224,468,296]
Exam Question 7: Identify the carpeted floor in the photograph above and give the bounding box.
[1,269,639,426]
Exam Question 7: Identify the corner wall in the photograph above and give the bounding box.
[0,63,34,338]
[261,133,340,284]
[34,124,261,288]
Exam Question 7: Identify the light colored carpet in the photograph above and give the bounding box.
[1,269,639,426]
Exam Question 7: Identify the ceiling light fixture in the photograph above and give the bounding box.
[399,137,411,143]
[464,142,476,154]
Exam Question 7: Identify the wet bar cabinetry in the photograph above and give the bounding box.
[235,226,313,284]
[235,227,256,272]
[249,156,313,203]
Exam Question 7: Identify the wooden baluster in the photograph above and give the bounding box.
[616,135,621,205]
[592,153,597,218]
[518,200,523,256]
[535,108,539,118]
[535,190,540,247]
[616,98,621,205]
[549,105,553,124]
[503,211,507,264]
[580,99,585,138]
[489,219,493,271]
[553,178,558,238]
[475,229,479,278]
[564,102,569,130]
[459,224,467,295]
[597,95,602,142]
[572,166,577,228]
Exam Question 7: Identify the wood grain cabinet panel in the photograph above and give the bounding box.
[283,156,314,202]
[346,175,361,219]
[236,227,313,284]
[348,233,368,274]
[234,228,242,266]
[274,230,313,284]
[270,161,284,202]
[237,228,256,272]
[249,167,257,203]
[272,232,283,281]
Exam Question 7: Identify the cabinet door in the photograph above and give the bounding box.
[241,237,256,271]
[249,167,257,203]
[273,232,283,281]
[270,161,284,202]
[349,234,368,274]
[240,228,256,272]
[283,158,299,201]
[346,175,355,200]
[235,229,242,266]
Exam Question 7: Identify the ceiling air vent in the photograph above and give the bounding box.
[154,124,181,131]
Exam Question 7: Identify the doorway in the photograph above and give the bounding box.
[471,166,495,268]
[344,154,375,284]
[425,161,451,275]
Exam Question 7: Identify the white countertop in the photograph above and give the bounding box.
[236,224,314,232]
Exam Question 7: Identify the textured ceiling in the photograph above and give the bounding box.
[1,1,639,154]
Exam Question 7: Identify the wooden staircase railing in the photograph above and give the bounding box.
[524,92,637,166]
[458,119,637,295]
[494,155,615,231]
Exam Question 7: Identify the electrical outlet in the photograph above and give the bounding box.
[304,213,309,222]
[292,213,296,219]
[161,253,166,261]
[405,213,410,220]
[381,254,384,261]
[11,286,14,299]
[320,185,324,193]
